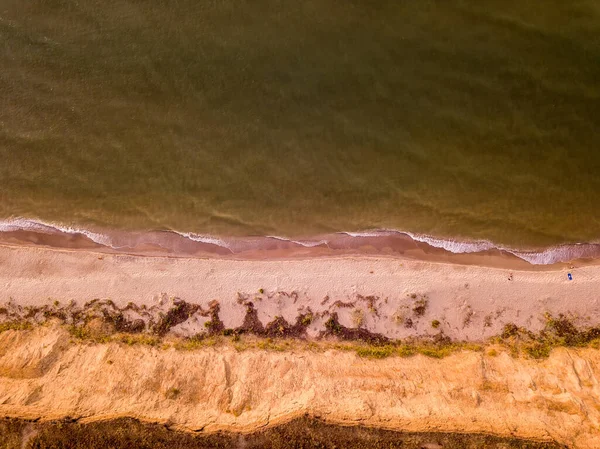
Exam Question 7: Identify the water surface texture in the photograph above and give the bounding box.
[1,0,599,247]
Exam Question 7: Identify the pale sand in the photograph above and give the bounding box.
[0,243,599,340]
[1,325,600,448]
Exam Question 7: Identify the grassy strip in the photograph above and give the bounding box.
[2,313,600,360]
[63,315,600,360]
[62,323,600,360]
[62,326,504,360]
[491,314,600,359]
[62,322,486,358]
[0,321,32,333]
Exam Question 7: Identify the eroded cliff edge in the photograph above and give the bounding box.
[1,326,599,448]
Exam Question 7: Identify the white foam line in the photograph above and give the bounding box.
[509,244,600,265]
[338,229,494,253]
[1,219,598,264]
[339,228,600,265]
[337,230,394,238]
[267,235,329,248]
[0,218,113,247]
[404,232,495,254]
[398,231,600,264]
[173,231,234,252]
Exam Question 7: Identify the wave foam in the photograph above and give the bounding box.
[1,219,598,265]
[267,235,329,248]
[0,218,113,247]
[404,232,496,254]
[510,244,600,265]
[172,231,233,251]
[339,229,600,264]
[402,232,600,265]
[338,230,395,238]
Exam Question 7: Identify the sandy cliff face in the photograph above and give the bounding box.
[0,326,599,448]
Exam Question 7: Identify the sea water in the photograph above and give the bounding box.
[1,0,599,260]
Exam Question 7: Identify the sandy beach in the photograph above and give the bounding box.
[1,243,599,341]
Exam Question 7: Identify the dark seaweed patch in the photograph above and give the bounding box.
[152,301,200,336]
[203,301,225,336]
[323,313,389,345]
[238,302,264,335]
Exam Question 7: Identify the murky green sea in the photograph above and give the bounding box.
[1,0,599,248]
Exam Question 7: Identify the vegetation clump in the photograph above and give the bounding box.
[351,309,365,327]
[239,302,265,334]
[118,334,160,346]
[355,345,396,359]
[203,301,225,336]
[495,314,600,359]
[412,297,428,316]
[299,312,314,327]
[102,309,145,334]
[323,313,389,345]
[264,316,291,337]
[152,300,200,336]
[392,308,406,325]
[0,320,32,333]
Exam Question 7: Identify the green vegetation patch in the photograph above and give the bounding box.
[494,314,600,359]
[0,321,32,333]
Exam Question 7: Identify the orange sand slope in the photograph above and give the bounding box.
[0,326,599,448]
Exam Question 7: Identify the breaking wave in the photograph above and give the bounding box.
[1,218,599,265]
[267,235,330,248]
[169,231,233,251]
[0,218,113,247]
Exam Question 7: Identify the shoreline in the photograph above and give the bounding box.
[1,229,598,272]
[3,218,600,266]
